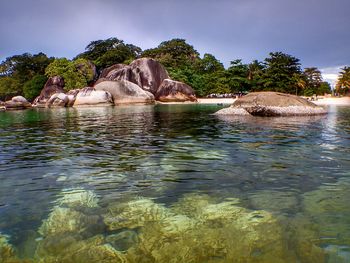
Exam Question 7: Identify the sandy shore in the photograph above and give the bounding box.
[156,98,236,105]
[313,97,350,106]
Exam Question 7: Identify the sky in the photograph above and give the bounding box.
[1,0,349,86]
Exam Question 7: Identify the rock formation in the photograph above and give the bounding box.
[94,80,155,104]
[46,93,69,107]
[33,76,65,107]
[4,96,32,110]
[156,79,197,102]
[215,92,326,116]
[73,87,113,107]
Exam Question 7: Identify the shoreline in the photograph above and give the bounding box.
[312,97,350,106]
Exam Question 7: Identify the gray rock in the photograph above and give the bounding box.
[33,76,65,107]
[215,92,327,116]
[46,93,69,107]
[102,58,169,95]
[73,87,113,107]
[94,80,154,105]
[4,96,32,110]
[156,79,197,102]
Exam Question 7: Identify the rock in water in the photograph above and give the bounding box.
[4,96,32,110]
[103,58,169,95]
[156,79,197,102]
[33,76,65,107]
[129,58,169,94]
[73,87,113,107]
[215,92,326,116]
[46,93,69,107]
[94,80,155,105]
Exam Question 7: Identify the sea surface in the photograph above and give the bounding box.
[0,104,349,262]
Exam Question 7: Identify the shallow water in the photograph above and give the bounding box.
[0,104,350,262]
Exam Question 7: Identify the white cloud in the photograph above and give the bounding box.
[320,66,344,88]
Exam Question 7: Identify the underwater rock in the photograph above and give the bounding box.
[38,207,99,236]
[36,235,127,263]
[248,190,298,212]
[56,188,99,208]
[302,178,350,246]
[0,233,16,261]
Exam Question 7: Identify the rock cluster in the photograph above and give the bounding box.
[215,92,326,116]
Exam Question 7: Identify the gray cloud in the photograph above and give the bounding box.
[1,0,349,72]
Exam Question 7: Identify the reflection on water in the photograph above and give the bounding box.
[0,104,350,262]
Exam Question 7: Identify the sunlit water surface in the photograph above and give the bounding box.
[0,104,350,262]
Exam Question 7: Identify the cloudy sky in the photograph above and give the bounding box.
[1,0,349,85]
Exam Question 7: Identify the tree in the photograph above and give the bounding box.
[45,58,94,90]
[336,66,350,95]
[0,52,53,99]
[75,37,142,70]
[142,38,199,69]
[262,52,302,94]
[23,75,48,101]
[225,59,249,93]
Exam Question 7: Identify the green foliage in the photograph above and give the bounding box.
[262,52,302,93]
[336,66,350,95]
[0,77,21,100]
[23,75,48,101]
[45,58,94,90]
[0,52,53,99]
[76,37,141,69]
[225,60,250,93]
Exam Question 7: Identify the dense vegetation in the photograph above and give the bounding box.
[1,37,346,101]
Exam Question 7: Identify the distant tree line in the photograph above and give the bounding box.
[1,37,347,101]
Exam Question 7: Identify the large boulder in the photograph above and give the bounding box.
[215,92,326,116]
[99,64,128,79]
[156,79,197,102]
[4,96,32,110]
[129,58,169,94]
[94,80,155,105]
[73,87,113,107]
[46,93,69,107]
[102,58,169,95]
[33,76,65,107]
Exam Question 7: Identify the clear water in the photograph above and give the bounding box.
[0,104,350,262]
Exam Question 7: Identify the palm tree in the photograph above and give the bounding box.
[336,67,350,95]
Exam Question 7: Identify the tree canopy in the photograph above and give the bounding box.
[0,37,341,100]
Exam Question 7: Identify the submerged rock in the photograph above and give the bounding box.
[215,92,326,116]
[94,80,155,105]
[73,87,113,107]
[156,79,197,102]
[56,188,99,208]
[33,76,65,107]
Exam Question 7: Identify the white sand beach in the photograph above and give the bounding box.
[313,97,350,106]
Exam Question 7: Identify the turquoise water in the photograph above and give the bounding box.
[0,104,350,262]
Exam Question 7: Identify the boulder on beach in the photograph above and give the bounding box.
[73,87,113,107]
[33,76,65,107]
[99,64,128,79]
[215,92,326,116]
[46,93,69,107]
[4,96,32,110]
[103,58,169,95]
[156,79,197,102]
[94,80,155,105]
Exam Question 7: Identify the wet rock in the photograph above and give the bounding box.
[215,92,327,116]
[56,188,99,209]
[33,76,65,107]
[73,87,113,107]
[4,96,32,110]
[156,79,197,102]
[94,80,155,105]
[46,93,69,107]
